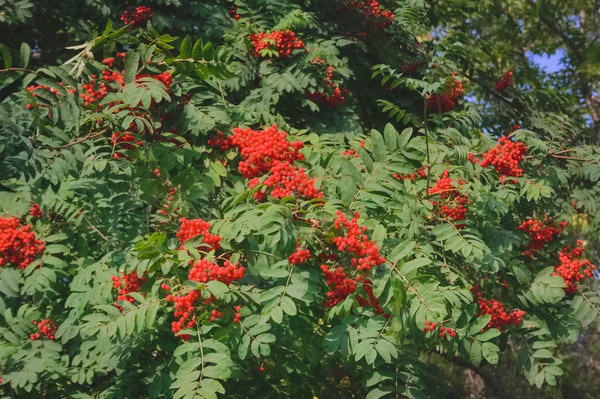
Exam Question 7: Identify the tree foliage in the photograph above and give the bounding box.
[0,1,599,398]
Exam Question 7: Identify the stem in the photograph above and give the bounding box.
[423,97,431,194]
[47,128,110,150]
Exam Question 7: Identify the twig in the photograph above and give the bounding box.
[47,128,110,150]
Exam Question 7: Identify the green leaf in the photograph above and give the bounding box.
[206,280,229,300]
[370,129,387,161]
[280,296,297,316]
[124,50,140,84]
[468,315,491,335]
[481,342,499,364]
[20,42,31,68]
[476,328,500,342]
[399,257,431,275]
[398,127,413,148]
[470,341,482,366]
[180,35,192,58]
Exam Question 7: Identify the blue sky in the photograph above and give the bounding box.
[527,49,564,73]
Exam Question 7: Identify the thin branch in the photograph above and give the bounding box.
[47,128,110,150]
[0,67,37,74]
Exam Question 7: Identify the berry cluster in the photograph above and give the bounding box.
[120,5,152,27]
[136,71,173,92]
[167,289,199,340]
[228,6,241,20]
[306,64,348,108]
[288,239,311,265]
[428,169,468,223]
[393,165,427,181]
[427,74,464,112]
[111,271,147,310]
[232,305,242,323]
[494,71,513,92]
[177,217,222,251]
[333,211,386,271]
[29,204,42,218]
[468,152,480,164]
[27,84,60,98]
[480,136,527,184]
[230,125,305,178]
[251,160,324,200]
[208,131,232,150]
[553,241,596,293]
[320,265,358,307]
[423,320,456,338]
[473,288,525,330]
[0,217,45,269]
[229,125,323,200]
[342,149,359,158]
[188,258,245,285]
[320,212,385,312]
[249,30,305,59]
[518,217,567,256]
[158,187,177,216]
[340,1,395,32]
[30,319,58,341]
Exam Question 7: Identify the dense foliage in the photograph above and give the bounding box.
[1,1,600,398]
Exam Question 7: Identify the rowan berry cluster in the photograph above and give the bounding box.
[188,258,245,285]
[120,5,152,27]
[229,125,323,200]
[288,239,311,265]
[208,131,232,150]
[136,71,173,91]
[472,287,525,330]
[553,240,596,293]
[468,152,480,164]
[0,217,45,269]
[320,265,358,307]
[355,278,383,314]
[518,217,567,256]
[249,30,305,58]
[111,271,147,309]
[480,136,527,184]
[27,84,60,98]
[167,289,199,340]
[333,211,386,271]
[342,149,359,158]
[251,160,324,200]
[341,1,395,32]
[393,165,427,181]
[228,6,241,20]
[494,71,513,92]
[230,125,305,178]
[423,320,456,338]
[232,305,242,323]
[158,187,177,216]
[177,217,222,251]
[426,75,464,112]
[29,204,42,218]
[30,319,58,341]
[428,169,468,223]
[306,63,348,108]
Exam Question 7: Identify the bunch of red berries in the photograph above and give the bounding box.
[320,265,358,307]
[177,217,222,251]
[393,165,427,181]
[519,217,567,255]
[208,131,232,150]
[428,169,469,223]
[29,204,42,218]
[30,319,58,341]
[341,1,395,32]
[188,258,245,285]
[480,136,527,184]
[494,71,513,92]
[342,149,359,158]
[120,5,152,27]
[111,132,142,156]
[229,125,305,178]
[249,30,305,58]
[427,75,464,112]
[306,65,348,108]
[0,217,45,269]
[288,239,311,265]
[232,305,242,323]
[333,211,386,271]
[158,187,177,216]
[228,6,241,20]
[468,152,480,164]
[111,271,147,309]
[472,287,525,330]
[423,320,457,338]
[136,71,173,91]
[553,240,596,293]
[251,160,324,200]
[228,125,323,200]
[167,289,199,340]
[27,84,60,98]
